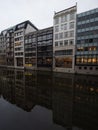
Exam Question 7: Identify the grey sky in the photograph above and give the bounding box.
[0,0,98,31]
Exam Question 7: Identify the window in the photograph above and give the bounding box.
[59,41,63,46]
[96,67,98,70]
[70,12,75,20]
[84,67,87,69]
[61,24,64,30]
[25,39,28,44]
[54,17,59,25]
[55,34,58,40]
[38,36,42,41]
[69,31,74,37]
[61,15,67,23]
[59,33,63,39]
[69,39,74,45]
[64,40,68,45]
[64,32,68,38]
[89,39,93,43]
[55,57,72,68]
[61,16,64,23]
[90,67,92,70]
[29,39,32,43]
[63,24,67,30]
[69,22,74,29]
[55,42,58,47]
[55,26,59,32]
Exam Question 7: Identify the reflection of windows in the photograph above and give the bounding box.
[38,36,42,41]
[55,57,72,68]
[25,39,28,44]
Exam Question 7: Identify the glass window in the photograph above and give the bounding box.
[64,32,68,38]
[25,39,28,44]
[54,17,59,25]
[61,16,64,23]
[69,22,74,29]
[61,15,67,23]
[55,57,72,68]
[69,39,74,45]
[70,12,75,20]
[60,24,64,31]
[59,33,63,39]
[59,41,63,46]
[64,40,68,45]
[55,42,58,47]
[55,26,59,32]
[63,24,67,30]
[69,31,74,37]
[55,34,58,40]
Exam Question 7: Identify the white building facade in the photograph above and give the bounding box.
[53,5,77,73]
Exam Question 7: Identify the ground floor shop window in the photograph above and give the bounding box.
[55,57,72,68]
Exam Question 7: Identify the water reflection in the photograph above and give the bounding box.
[0,68,98,130]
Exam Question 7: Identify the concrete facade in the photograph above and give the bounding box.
[53,5,77,73]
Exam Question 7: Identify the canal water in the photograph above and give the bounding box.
[0,68,98,130]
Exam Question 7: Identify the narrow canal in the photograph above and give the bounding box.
[0,68,98,130]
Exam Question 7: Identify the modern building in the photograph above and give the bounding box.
[75,8,98,75]
[24,31,37,69]
[6,27,15,66]
[53,5,77,73]
[37,27,53,71]
[14,20,38,68]
[0,31,7,66]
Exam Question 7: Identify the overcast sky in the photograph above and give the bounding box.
[0,0,98,31]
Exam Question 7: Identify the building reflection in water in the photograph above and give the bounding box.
[0,68,98,130]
